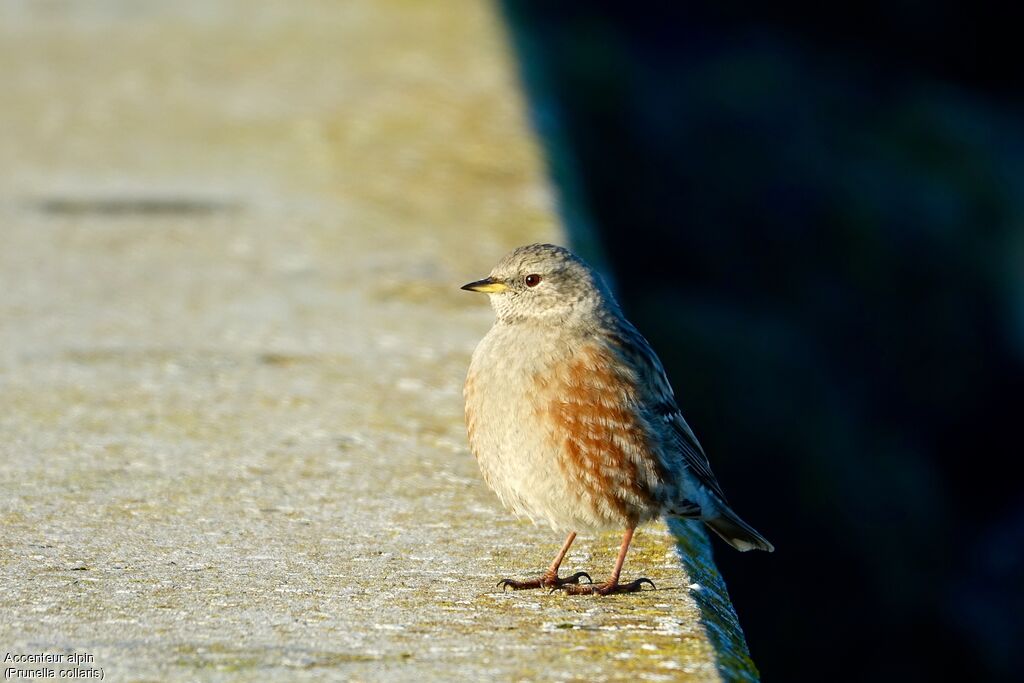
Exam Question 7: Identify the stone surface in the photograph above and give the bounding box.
[0,1,758,680]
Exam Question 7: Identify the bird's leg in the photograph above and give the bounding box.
[560,527,655,595]
[497,532,591,591]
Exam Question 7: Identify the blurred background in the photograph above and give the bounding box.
[501,1,1024,681]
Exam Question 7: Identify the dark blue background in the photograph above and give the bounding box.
[501,1,1024,680]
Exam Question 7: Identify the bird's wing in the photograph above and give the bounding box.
[604,322,729,503]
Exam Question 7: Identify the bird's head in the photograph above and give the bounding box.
[461,243,616,324]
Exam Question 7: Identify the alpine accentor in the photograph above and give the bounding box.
[463,244,772,595]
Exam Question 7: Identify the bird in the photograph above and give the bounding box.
[461,243,773,596]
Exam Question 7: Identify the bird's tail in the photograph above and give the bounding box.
[704,505,774,552]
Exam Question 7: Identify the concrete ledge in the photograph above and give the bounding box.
[0,1,759,680]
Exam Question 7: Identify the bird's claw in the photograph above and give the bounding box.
[499,577,543,592]
[633,578,657,591]
[557,577,657,596]
[546,572,593,593]
[497,570,593,592]
[563,571,593,585]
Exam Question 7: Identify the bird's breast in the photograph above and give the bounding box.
[464,323,664,531]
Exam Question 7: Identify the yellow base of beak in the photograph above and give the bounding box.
[461,277,508,293]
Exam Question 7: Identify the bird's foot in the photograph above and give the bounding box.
[497,570,592,592]
[558,577,656,596]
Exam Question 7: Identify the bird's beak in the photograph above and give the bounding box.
[460,276,508,294]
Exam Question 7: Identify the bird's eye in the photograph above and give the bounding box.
[525,274,542,287]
